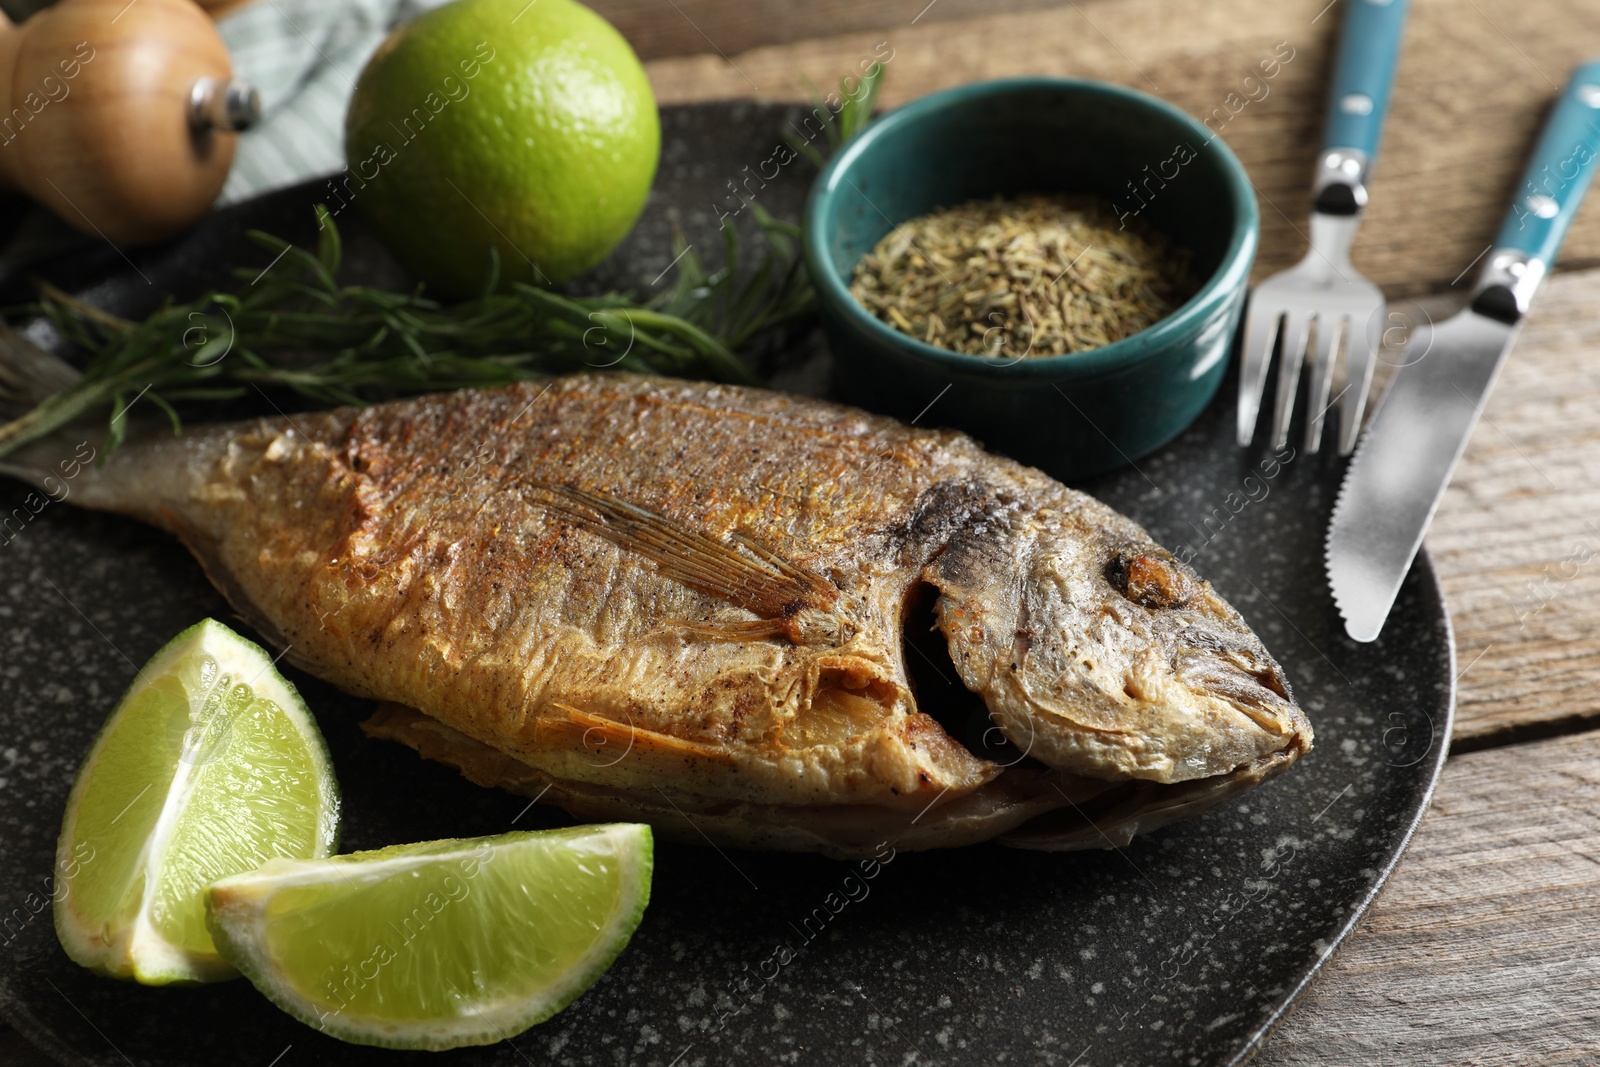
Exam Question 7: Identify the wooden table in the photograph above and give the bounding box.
[624,0,1600,1061]
[6,0,1599,1063]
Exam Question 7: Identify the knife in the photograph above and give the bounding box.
[1327,60,1600,643]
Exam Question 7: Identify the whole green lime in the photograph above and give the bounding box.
[345,0,660,295]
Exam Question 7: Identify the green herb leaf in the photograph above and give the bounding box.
[0,209,815,459]
[785,61,884,166]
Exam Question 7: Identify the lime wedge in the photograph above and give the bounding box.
[53,619,340,984]
[205,825,653,1050]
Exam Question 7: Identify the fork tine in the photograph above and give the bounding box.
[1301,315,1344,454]
[1269,310,1311,450]
[1236,304,1281,446]
[1337,320,1379,455]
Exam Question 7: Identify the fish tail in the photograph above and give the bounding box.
[0,324,96,487]
[0,428,101,494]
[0,319,81,413]
[0,320,105,468]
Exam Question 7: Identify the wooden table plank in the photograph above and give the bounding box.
[641,0,1600,296]
[585,0,1068,62]
[1254,726,1600,1065]
[1427,268,1600,747]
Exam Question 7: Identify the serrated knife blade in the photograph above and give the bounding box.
[1325,310,1517,642]
[1326,60,1600,642]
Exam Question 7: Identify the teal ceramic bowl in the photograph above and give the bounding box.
[803,77,1259,480]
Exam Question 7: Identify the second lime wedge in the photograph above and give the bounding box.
[206,825,654,1049]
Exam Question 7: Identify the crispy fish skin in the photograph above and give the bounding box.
[43,374,1311,855]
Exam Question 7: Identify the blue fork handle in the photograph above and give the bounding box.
[1322,0,1412,158]
[1492,60,1600,266]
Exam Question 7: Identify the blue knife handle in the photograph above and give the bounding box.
[1493,60,1600,266]
[1322,0,1411,158]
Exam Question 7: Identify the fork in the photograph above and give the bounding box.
[1237,0,1412,455]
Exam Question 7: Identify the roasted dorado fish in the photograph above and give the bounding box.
[5,375,1310,856]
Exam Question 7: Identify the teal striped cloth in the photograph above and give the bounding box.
[217,0,450,205]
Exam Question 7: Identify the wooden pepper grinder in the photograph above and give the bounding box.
[0,0,260,243]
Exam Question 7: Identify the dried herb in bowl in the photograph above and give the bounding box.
[848,194,1196,359]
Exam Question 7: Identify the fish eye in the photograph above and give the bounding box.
[1104,549,1195,609]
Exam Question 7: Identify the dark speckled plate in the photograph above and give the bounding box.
[0,103,1452,1067]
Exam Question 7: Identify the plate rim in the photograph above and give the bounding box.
[1229,546,1457,1066]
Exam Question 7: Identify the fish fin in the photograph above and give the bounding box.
[670,618,795,643]
[531,483,837,619]
[542,702,740,763]
[363,703,545,790]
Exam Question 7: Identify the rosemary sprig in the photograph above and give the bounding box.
[786,61,883,168]
[0,203,813,459]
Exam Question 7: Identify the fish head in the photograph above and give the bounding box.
[922,487,1311,785]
